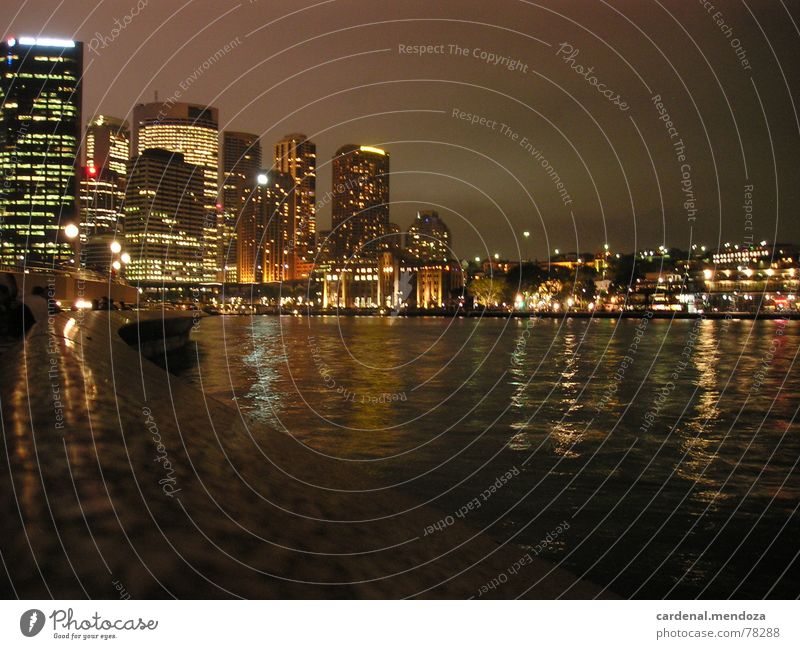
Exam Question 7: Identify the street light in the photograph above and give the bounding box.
[120,252,131,264]
[110,240,122,254]
[257,172,268,185]
[64,223,79,239]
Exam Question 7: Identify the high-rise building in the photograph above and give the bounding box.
[79,166,120,239]
[124,148,205,284]
[330,144,389,260]
[132,102,219,282]
[222,131,261,282]
[80,115,129,257]
[0,37,83,268]
[406,210,451,262]
[85,114,129,177]
[385,222,402,251]
[273,133,316,276]
[259,171,294,283]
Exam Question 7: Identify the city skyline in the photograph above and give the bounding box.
[1,0,799,623]
[4,1,797,263]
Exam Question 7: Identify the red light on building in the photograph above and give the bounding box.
[87,165,97,177]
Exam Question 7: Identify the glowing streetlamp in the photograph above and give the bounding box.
[110,240,122,254]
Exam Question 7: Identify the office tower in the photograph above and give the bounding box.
[132,102,219,282]
[316,229,333,260]
[0,36,83,268]
[385,222,402,251]
[259,171,294,283]
[406,210,451,262]
[273,133,316,276]
[85,114,129,177]
[124,148,205,284]
[80,116,129,261]
[330,144,389,260]
[222,131,261,282]
[79,165,120,239]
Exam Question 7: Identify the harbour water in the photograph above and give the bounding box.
[173,315,800,598]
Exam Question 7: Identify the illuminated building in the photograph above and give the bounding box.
[274,133,316,276]
[85,114,129,178]
[417,262,465,308]
[385,222,402,251]
[711,242,798,266]
[316,229,334,259]
[132,102,219,282]
[222,131,261,282]
[319,253,461,310]
[83,114,128,234]
[0,37,82,267]
[124,149,205,284]
[79,165,120,242]
[258,171,294,283]
[330,144,389,260]
[700,243,800,312]
[406,210,450,262]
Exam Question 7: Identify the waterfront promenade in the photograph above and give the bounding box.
[0,310,607,598]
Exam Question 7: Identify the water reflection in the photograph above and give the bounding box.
[178,315,800,598]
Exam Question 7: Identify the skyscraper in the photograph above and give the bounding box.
[132,102,219,282]
[259,171,294,283]
[79,166,120,239]
[222,131,261,283]
[124,148,205,284]
[330,145,389,260]
[406,210,451,262]
[80,115,129,255]
[273,133,316,276]
[85,114,129,178]
[0,37,83,268]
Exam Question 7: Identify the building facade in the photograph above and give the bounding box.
[124,149,205,285]
[85,114,129,177]
[259,171,295,283]
[330,144,389,260]
[79,115,129,269]
[79,166,120,240]
[406,210,451,262]
[0,37,83,268]
[222,131,261,282]
[273,133,316,277]
[132,102,219,282]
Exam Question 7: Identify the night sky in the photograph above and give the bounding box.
[3,0,799,260]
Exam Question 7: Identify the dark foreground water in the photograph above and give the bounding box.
[172,314,799,598]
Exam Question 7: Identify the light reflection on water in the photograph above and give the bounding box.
[175,315,800,598]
